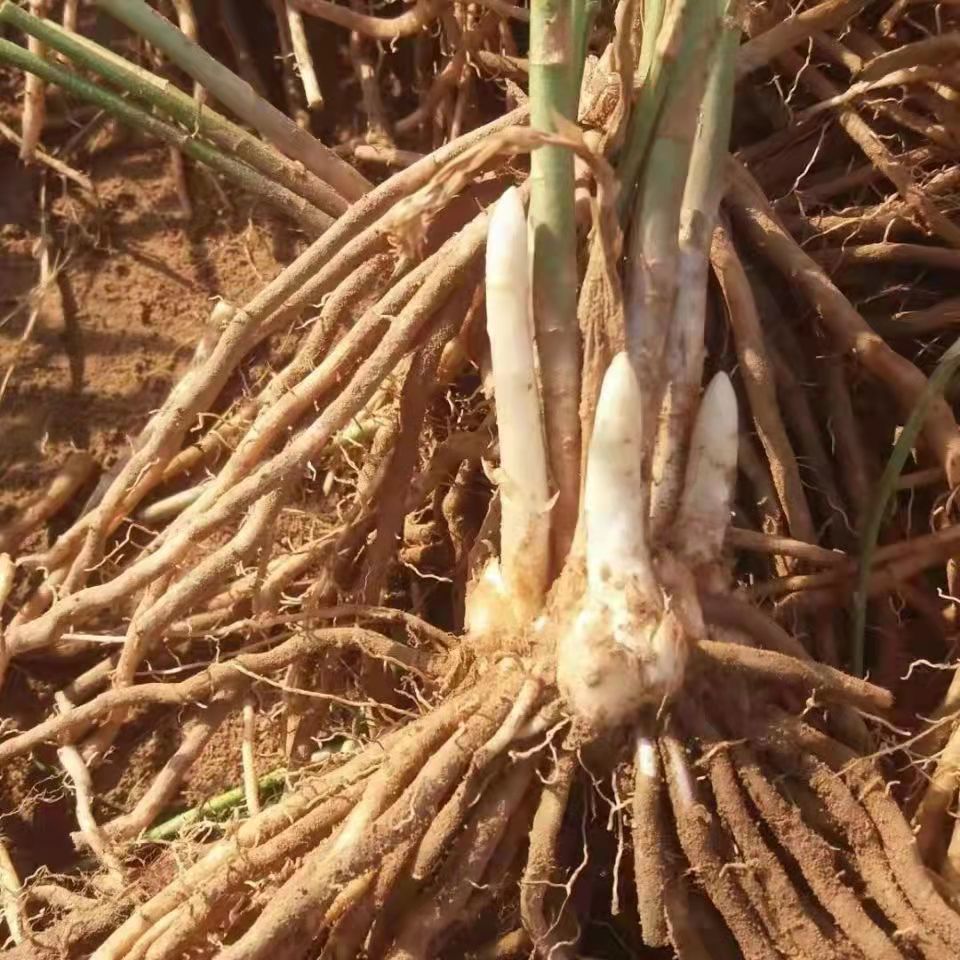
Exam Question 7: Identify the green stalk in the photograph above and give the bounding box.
[648,3,739,533]
[852,335,960,677]
[571,0,600,100]
[678,6,738,239]
[94,0,371,202]
[624,0,722,426]
[0,1,347,219]
[617,0,723,219]
[0,37,332,235]
[529,0,584,567]
[636,0,665,84]
[145,768,287,841]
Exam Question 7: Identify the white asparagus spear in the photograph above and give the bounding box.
[483,186,551,623]
[557,353,687,729]
[584,351,657,601]
[673,371,738,566]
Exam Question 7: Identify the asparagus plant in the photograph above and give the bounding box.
[1,2,950,957]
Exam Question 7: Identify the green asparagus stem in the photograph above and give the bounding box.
[94,0,370,202]
[852,335,960,676]
[529,0,585,568]
[0,37,333,234]
[0,1,347,218]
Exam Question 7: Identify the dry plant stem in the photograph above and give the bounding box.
[529,0,581,568]
[0,116,93,191]
[16,204,491,656]
[214,0,266,95]
[361,292,466,603]
[62,0,78,30]
[764,739,951,957]
[0,451,95,554]
[915,718,960,866]
[55,696,124,880]
[685,710,848,958]
[812,242,960,272]
[268,0,310,128]
[700,592,813,660]
[19,0,49,161]
[349,2,391,141]
[286,2,323,109]
[823,355,871,525]
[31,199,486,676]
[725,527,844,567]
[94,0,369,200]
[728,740,904,960]
[861,34,960,82]
[737,434,788,550]
[726,160,960,486]
[766,338,847,542]
[351,143,421,167]
[98,724,420,960]
[0,554,13,687]
[787,167,960,242]
[770,716,960,953]
[711,224,814,544]
[163,253,393,485]
[126,778,373,960]
[0,39,333,235]
[157,212,485,571]
[944,822,960,893]
[411,677,544,880]
[388,760,536,959]
[216,676,521,960]
[111,492,285,704]
[0,5,347,216]
[735,0,867,78]
[884,297,960,338]
[291,0,528,36]
[242,697,262,816]
[693,638,892,712]
[103,689,239,841]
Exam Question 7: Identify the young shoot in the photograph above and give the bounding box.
[468,187,551,631]
[672,371,738,568]
[557,353,686,730]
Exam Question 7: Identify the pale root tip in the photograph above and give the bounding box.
[702,370,738,432]
[585,351,655,598]
[486,187,526,271]
[596,352,643,425]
